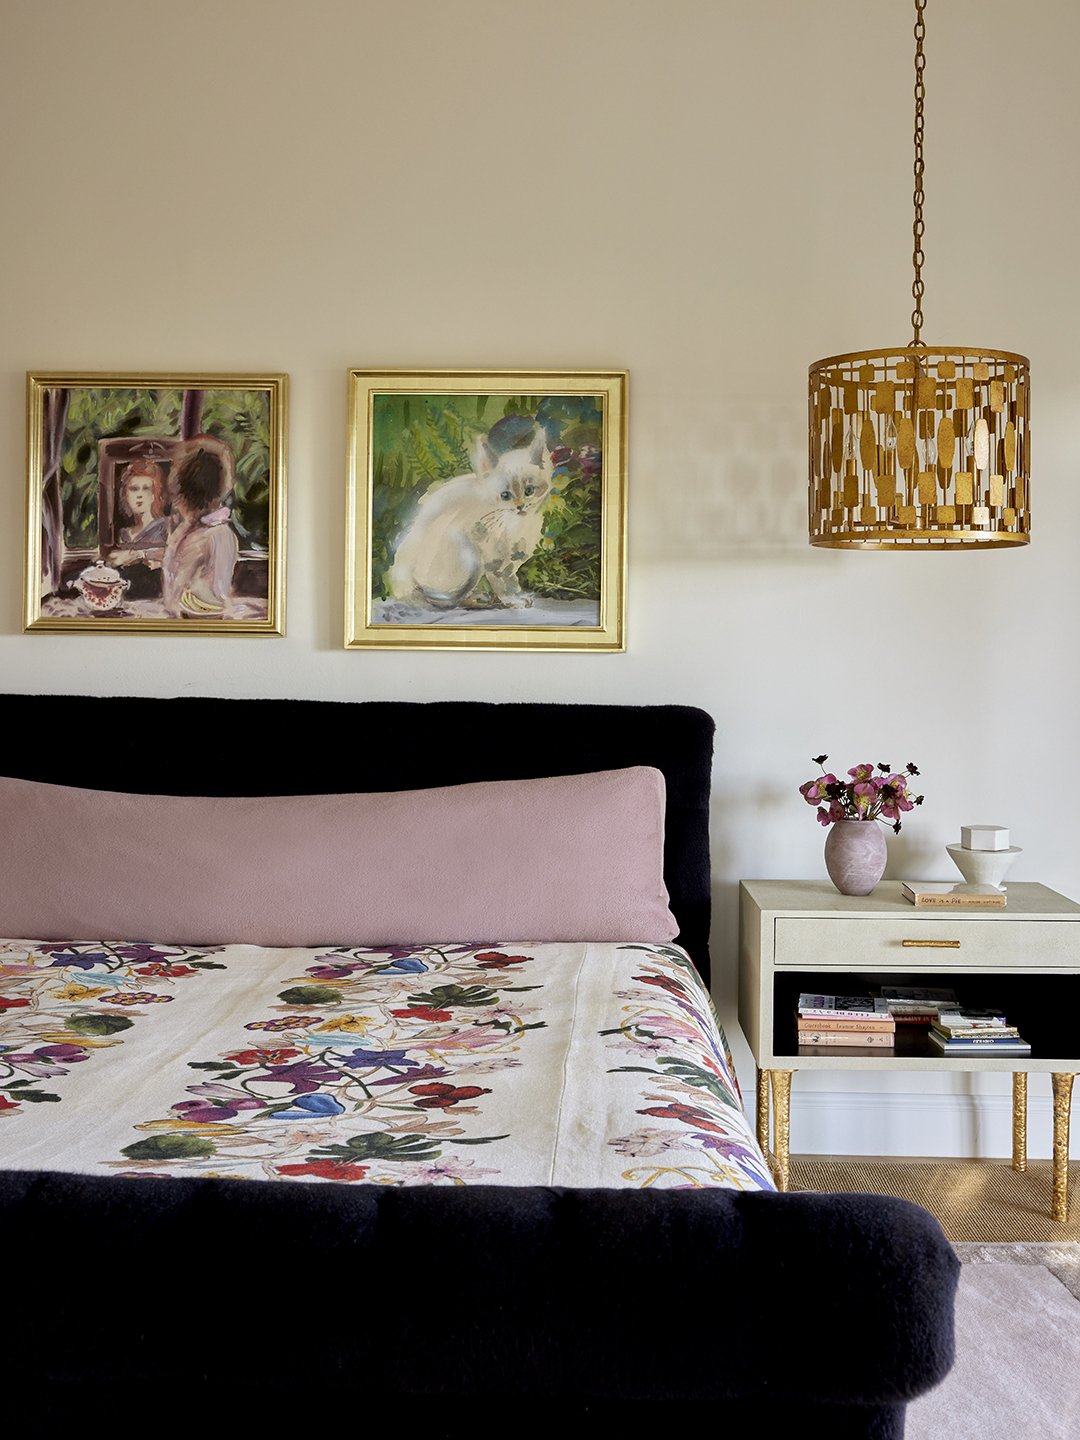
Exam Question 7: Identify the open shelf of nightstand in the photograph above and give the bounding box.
[773,969,1080,1067]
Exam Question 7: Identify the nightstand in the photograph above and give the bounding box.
[739,879,1080,1221]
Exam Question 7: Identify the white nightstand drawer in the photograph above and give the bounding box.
[774,916,1080,969]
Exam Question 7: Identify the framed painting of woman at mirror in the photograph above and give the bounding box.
[24,372,288,635]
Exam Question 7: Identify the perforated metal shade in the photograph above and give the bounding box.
[808,346,1030,550]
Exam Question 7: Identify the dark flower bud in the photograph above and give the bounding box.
[906,763,921,775]
[812,754,828,765]
[878,762,891,772]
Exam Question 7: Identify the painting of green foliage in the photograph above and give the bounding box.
[370,392,603,602]
[59,387,271,550]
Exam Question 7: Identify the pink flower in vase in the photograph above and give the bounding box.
[852,780,881,813]
[847,763,877,782]
[800,774,837,804]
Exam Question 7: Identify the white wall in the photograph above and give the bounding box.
[2,0,1078,1157]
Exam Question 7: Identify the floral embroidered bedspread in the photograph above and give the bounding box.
[0,938,774,1191]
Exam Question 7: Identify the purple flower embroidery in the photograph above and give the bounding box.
[246,1016,323,1031]
[257,1060,341,1094]
[6,1043,90,1077]
[46,952,110,969]
[306,964,362,980]
[336,1048,415,1069]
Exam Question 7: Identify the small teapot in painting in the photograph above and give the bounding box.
[74,562,130,614]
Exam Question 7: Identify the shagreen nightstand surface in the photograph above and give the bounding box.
[738,880,1080,1221]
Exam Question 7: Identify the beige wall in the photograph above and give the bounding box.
[3,0,1078,1154]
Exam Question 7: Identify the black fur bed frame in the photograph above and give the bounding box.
[1,697,957,1434]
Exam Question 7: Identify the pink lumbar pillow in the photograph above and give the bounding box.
[0,767,676,946]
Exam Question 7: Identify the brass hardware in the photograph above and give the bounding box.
[911,0,926,344]
[1051,1073,1076,1224]
[1012,1072,1027,1174]
[902,939,960,947]
[756,1068,770,1153]
[770,1070,794,1193]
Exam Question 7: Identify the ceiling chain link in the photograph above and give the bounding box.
[911,0,927,346]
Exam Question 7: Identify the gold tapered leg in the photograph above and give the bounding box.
[756,1067,770,1153]
[770,1069,794,1193]
[1051,1073,1076,1224]
[1012,1071,1028,1172]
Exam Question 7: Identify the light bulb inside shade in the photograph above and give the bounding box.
[924,436,937,468]
[885,416,898,452]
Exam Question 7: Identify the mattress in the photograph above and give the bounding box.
[0,936,772,1192]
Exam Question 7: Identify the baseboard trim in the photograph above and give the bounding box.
[788,1090,1079,1160]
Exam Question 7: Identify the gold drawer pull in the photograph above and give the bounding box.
[902,939,960,948]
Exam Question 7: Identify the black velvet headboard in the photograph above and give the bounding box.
[2,697,714,984]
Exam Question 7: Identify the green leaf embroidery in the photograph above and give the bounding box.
[310,1132,442,1163]
[407,984,499,1009]
[121,1134,217,1161]
[65,1013,134,1036]
[656,1057,739,1108]
[11,1090,61,1103]
[446,1135,510,1145]
[277,986,343,1005]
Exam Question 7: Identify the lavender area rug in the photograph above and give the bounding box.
[906,1244,1080,1440]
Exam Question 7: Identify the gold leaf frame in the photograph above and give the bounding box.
[25,372,288,635]
[345,369,627,652]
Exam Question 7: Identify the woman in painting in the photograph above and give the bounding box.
[161,438,239,619]
[107,459,172,599]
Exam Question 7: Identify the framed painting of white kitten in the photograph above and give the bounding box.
[345,370,627,651]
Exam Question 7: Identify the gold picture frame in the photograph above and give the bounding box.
[345,369,627,651]
[25,372,288,635]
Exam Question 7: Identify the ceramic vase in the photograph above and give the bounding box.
[824,819,888,896]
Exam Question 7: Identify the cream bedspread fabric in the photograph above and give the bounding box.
[0,937,772,1192]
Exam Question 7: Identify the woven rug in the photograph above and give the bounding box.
[789,1154,1080,1242]
[906,1244,1080,1440]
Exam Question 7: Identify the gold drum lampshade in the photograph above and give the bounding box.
[809,347,1030,550]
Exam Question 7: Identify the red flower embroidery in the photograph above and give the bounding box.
[222,1047,302,1066]
[0,1095,21,1112]
[134,964,198,978]
[636,1102,726,1135]
[0,997,30,1009]
[409,1082,491,1109]
[474,952,529,969]
[277,1161,370,1182]
[634,974,688,998]
[391,1006,452,1022]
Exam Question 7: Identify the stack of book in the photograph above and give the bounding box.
[928,1007,1031,1056]
[881,986,957,1029]
[797,994,895,1049]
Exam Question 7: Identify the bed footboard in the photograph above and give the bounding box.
[2,1169,956,1430]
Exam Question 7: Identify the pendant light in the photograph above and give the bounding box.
[809,0,1029,550]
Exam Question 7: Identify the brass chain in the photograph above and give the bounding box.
[911,0,927,345]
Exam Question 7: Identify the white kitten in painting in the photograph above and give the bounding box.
[388,428,553,609]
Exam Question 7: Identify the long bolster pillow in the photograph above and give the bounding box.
[0,766,676,946]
